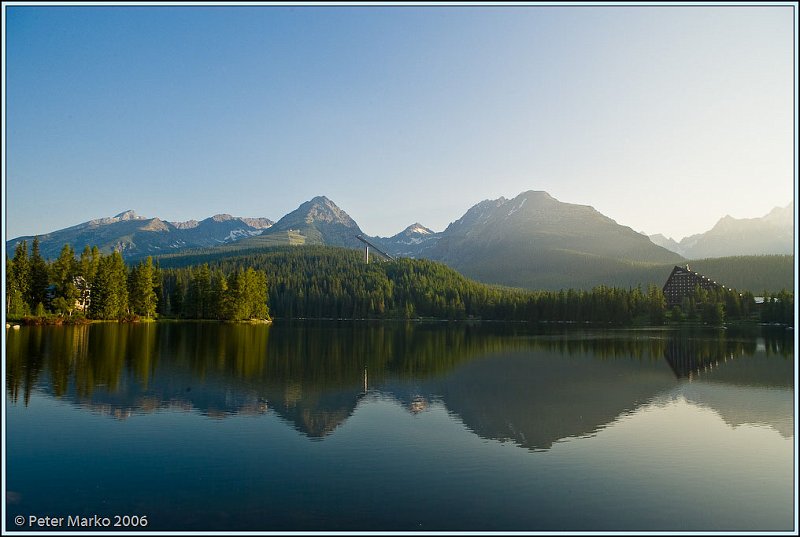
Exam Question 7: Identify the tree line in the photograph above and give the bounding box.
[158,245,794,326]
[6,241,794,326]
[6,238,270,322]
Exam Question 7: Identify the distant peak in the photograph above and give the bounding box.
[272,195,358,229]
[211,214,234,222]
[765,202,793,219]
[114,210,139,220]
[141,218,169,232]
[300,196,344,213]
[649,233,676,242]
[715,215,736,228]
[404,223,433,235]
[170,219,199,229]
[519,190,553,199]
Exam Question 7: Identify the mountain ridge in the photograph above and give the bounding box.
[7,192,793,291]
[648,202,794,259]
[6,211,275,260]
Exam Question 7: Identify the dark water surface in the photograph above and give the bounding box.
[5,321,796,532]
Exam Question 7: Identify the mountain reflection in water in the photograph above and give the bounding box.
[6,322,794,449]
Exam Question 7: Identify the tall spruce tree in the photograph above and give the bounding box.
[28,237,50,312]
[51,244,79,316]
[209,268,229,320]
[6,257,28,316]
[90,251,129,319]
[77,246,100,313]
[226,268,269,320]
[7,242,31,316]
[128,256,157,318]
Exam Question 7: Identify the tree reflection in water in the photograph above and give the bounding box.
[5,322,793,444]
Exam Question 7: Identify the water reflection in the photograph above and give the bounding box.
[662,331,792,384]
[5,322,794,446]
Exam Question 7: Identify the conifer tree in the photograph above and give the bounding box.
[128,256,157,318]
[646,284,666,325]
[225,268,269,320]
[10,241,30,313]
[209,268,229,320]
[76,246,100,313]
[28,237,50,311]
[90,251,129,319]
[51,244,79,316]
[170,276,185,317]
[6,258,28,316]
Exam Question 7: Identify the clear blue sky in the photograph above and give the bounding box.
[3,4,796,241]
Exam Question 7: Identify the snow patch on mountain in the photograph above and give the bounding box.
[407,223,432,235]
[506,197,527,217]
[224,229,265,242]
[87,210,145,227]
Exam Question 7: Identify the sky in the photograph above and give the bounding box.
[3,3,796,241]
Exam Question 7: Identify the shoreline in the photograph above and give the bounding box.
[6,315,783,329]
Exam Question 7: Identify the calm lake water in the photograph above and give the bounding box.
[5,321,796,532]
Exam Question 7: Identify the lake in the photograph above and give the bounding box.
[4,321,796,532]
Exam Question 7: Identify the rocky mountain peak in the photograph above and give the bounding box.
[239,217,274,229]
[114,210,140,221]
[517,190,554,202]
[299,196,357,227]
[171,219,200,230]
[141,218,170,232]
[404,223,433,235]
[261,196,363,249]
[764,202,793,223]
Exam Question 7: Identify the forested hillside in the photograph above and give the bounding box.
[682,256,794,295]
[158,245,794,294]
[156,246,789,325]
[8,241,793,326]
[158,246,529,320]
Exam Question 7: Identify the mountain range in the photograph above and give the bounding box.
[648,202,794,259]
[7,210,274,260]
[6,192,793,290]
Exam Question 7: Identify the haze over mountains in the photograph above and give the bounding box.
[648,202,794,259]
[7,191,793,291]
[377,191,682,290]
